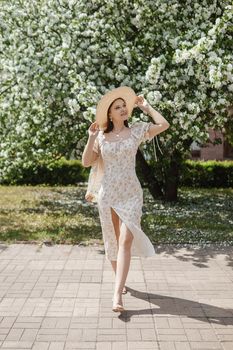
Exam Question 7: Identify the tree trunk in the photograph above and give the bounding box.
[164,152,182,201]
[136,150,163,198]
[137,149,184,202]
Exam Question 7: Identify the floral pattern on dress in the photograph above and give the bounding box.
[84,121,156,261]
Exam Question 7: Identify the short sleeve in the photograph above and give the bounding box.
[93,137,99,154]
[131,121,154,146]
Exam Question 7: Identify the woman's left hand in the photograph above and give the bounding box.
[134,95,150,114]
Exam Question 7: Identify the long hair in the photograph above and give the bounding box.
[104,98,129,133]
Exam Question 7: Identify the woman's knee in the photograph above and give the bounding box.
[119,224,134,248]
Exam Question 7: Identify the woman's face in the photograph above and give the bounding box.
[108,98,128,123]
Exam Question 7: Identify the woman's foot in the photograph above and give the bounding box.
[112,303,125,312]
[112,294,125,312]
[122,286,127,294]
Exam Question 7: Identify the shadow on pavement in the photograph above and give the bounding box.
[119,286,233,324]
[155,244,233,268]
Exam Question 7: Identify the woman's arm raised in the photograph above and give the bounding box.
[81,122,100,168]
[145,105,170,138]
[135,95,170,138]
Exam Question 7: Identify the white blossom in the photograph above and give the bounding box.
[0,0,232,179]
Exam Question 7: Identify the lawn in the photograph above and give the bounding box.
[0,185,232,246]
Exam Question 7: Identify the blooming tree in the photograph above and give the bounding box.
[0,0,232,200]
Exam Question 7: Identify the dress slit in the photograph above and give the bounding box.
[100,203,155,262]
[110,206,134,240]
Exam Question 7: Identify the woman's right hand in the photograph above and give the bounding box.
[88,121,100,139]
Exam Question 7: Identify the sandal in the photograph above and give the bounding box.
[112,303,125,312]
[112,295,125,312]
[122,286,127,294]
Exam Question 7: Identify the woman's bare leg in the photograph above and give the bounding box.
[113,222,133,306]
[110,208,127,294]
[110,208,120,274]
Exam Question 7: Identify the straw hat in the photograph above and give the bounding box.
[95,86,137,131]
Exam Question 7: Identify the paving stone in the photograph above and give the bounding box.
[32,342,50,350]
[0,244,232,350]
[222,343,233,350]
[189,341,223,349]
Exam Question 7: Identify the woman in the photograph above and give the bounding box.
[82,86,170,312]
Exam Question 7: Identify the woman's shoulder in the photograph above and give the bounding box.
[130,120,154,143]
[95,130,103,141]
[130,120,149,129]
[130,121,141,128]
[130,120,148,134]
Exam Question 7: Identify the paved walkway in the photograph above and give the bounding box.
[0,243,232,350]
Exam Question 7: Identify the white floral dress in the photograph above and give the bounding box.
[85,121,157,261]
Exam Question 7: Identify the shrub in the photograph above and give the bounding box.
[1,158,232,188]
[1,158,89,185]
[180,160,233,188]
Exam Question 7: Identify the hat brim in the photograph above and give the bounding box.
[95,86,137,131]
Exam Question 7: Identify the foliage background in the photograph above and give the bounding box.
[0,0,232,197]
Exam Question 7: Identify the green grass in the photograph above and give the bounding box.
[142,187,233,244]
[0,185,101,245]
[0,185,232,245]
